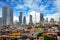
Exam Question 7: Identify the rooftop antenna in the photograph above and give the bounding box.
[34,11,37,26]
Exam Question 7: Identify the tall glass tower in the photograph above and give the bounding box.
[23,16,26,25]
[19,12,22,25]
[59,17,60,22]
[2,7,13,25]
[40,13,44,23]
[29,15,33,24]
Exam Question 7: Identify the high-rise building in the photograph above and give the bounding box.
[23,16,26,25]
[2,7,13,25]
[29,15,33,25]
[59,17,60,22]
[19,12,22,25]
[0,17,3,25]
[58,17,60,25]
[46,18,48,23]
[40,13,44,23]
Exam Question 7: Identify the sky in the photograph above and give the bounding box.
[0,0,60,24]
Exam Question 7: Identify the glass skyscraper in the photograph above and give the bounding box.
[40,13,44,23]
[19,12,22,25]
[2,7,13,25]
[23,16,26,25]
[29,15,33,24]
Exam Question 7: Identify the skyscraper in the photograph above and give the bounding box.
[0,17,3,25]
[59,17,60,22]
[46,18,48,23]
[58,17,60,25]
[19,12,22,25]
[23,16,26,25]
[40,13,44,23]
[2,7,13,25]
[29,15,33,24]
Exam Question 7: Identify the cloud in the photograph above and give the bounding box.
[13,16,19,22]
[15,0,56,14]
[11,0,14,2]
[45,12,60,21]
[15,0,38,10]
[0,9,2,17]
[0,13,2,17]
[15,4,24,9]
[0,1,6,6]
[5,0,10,2]
[55,0,60,12]
[15,0,41,10]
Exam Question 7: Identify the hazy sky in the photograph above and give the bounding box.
[0,0,60,23]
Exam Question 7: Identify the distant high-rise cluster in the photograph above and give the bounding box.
[19,12,26,25]
[2,7,13,26]
[0,6,60,26]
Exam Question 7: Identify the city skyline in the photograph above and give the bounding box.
[0,0,60,23]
